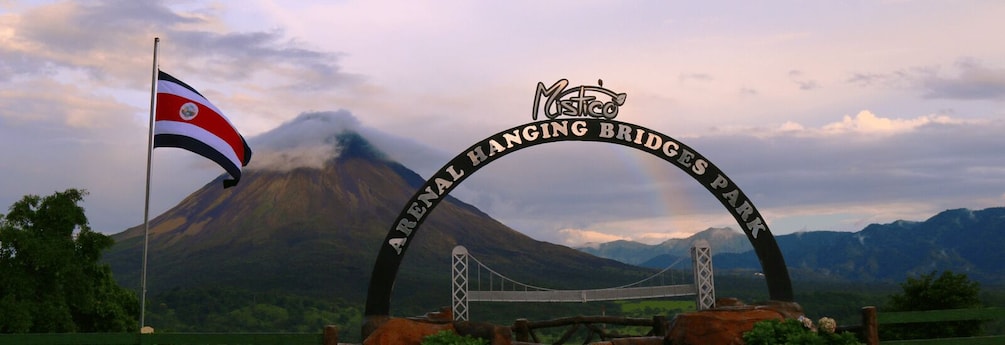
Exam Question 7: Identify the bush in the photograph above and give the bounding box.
[421,330,488,345]
[743,318,861,345]
[882,270,982,340]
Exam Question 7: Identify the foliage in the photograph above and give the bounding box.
[887,270,981,311]
[421,330,488,345]
[144,287,362,341]
[0,189,138,333]
[743,319,861,345]
[881,270,983,340]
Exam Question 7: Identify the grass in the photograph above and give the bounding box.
[616,299,696,317]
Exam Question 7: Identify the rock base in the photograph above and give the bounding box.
[363,307,511,345]
[665,299,804,345]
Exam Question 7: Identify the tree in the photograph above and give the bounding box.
[0,189,138,333]
[882,270,982,340]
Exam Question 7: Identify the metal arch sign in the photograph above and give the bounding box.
[364,79,793,319]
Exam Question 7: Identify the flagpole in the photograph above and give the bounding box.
[141,36,159,331]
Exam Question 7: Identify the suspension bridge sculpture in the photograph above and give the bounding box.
[451,241,715,321]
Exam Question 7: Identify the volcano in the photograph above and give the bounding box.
[104,129,650,315]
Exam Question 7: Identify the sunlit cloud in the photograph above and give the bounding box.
[819,111,960,135]
[558,228,631,248]
[556,214,722,247]
[0,78,140,128]
[721,111,976,139]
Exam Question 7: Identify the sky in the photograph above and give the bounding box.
[1,0,1004,247]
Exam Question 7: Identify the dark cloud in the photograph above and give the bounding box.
[845,69,922,89]
[846,72,886,87]
[78,0,193,27]
[683,120,1005,209]
[848,59,1005,101]
[796,81,819,90]
[0,50,55,81]
[14,1,188,54]
[169,30,360,90]
[2,0,358,90]
[921,59,1005,100]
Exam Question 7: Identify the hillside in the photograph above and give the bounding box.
[578,227,752,265]
[580,208,1005,284]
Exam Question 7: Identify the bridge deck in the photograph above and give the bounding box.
[468,284,695,302]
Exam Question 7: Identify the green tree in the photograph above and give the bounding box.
[0,189,138,333]
[882,270,982,340]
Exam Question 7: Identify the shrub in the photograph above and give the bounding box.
[882,270,982,340]
[743,318,861,345]
[421,330,489,345]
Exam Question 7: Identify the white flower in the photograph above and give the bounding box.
[798,315,816,331]
[818,317,837,334]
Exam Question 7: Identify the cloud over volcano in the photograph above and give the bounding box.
[247,110,449,175]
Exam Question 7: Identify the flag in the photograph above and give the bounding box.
[155,71,252,188]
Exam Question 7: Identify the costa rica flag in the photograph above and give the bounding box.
[155,71,252,188]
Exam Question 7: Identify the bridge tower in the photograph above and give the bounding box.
[691,240,715,310]
[451,246,470,321]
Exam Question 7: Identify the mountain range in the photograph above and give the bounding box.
[579,208,1005,285]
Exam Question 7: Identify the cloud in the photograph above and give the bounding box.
[689,113,1005,209]
[922,58,1005,100]
[247,110,451,174]
[558,228,631,247]
[846,68,930,89]
[819,110,960,135]
[247,110,360,171]
[167,29,362,91]
[729,111,969,138]
[788,70,819,91]
[558,224,701,247]
[507,110,1005,246]
[679,73,713,82]
[847,58,1005,101]
[572,213,723,245]
[0,77,140,128]
[2,1,194,82]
